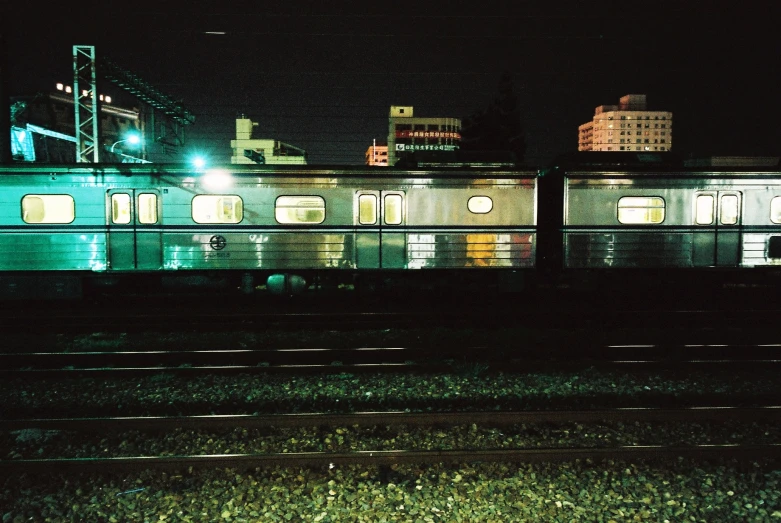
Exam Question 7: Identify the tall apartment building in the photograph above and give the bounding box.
[387,106,461,166]
[578,94,672,152]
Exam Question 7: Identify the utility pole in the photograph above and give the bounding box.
[73,45,100,163]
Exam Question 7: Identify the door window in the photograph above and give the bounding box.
[111,193,131,224]
[719,194,738,225]
[384,194,403,225]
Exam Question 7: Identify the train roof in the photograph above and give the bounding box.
[0,162,539,178]
[548,152,781,175]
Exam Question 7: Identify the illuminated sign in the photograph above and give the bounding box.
[395,144,459,152]
[395,131,461,139]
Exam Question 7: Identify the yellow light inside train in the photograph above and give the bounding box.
[202,169,234,190]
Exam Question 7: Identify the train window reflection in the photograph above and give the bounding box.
[22,194,75,224]
[111,193,131,224]
[384,194,403,225]
[617,196,664,224]
[771,197,781,224]
[468,196,493,214]
[138,193,158,224]
[275,196,325,224]
[359,194,377,225]
[695,195,714,225]
[720,195,739,225]
[192,195,243,224]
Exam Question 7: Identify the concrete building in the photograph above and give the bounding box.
[387,106,461,166]
[10,83,146,163]
[230,117,307,165]
[578,94,672,152]
[365,141,388,166]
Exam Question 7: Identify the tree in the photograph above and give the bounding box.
[460,72,526,164]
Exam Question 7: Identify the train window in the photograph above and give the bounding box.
[695,195,714,225]
[720,195,739,225]
[275,196,325,224]
[359,194,377,225]
[138,193,158,224]
[617,197,665,224]
[21,195,75,224]
[111,194,131,224]
[192,195,243,224]
[770,197,781,224]
[384,194,403,225]
[468,196,493,214]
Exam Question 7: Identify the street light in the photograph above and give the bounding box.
[191,155,207,169]
[110,133,142,153]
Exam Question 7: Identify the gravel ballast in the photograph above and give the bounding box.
[3,459,781,522]
[3,328,781,521]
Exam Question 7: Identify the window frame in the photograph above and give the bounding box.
[191,194,244,224]
[275,195,326,225]
[21,194,76,224]
[617,196,665,224]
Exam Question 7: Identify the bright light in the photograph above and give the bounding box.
[202,169,234,189]
[192,156,207,169]
[110,133,143,153]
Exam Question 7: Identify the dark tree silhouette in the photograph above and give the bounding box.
[460,72,526,164]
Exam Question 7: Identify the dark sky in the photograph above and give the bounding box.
[3,1,780,166]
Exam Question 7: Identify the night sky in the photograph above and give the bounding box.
[3,1,780,166]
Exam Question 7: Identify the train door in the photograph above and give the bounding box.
[692,191,742,266]
[354,191,406,268]
[107,190,162,270]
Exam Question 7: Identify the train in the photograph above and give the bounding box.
[1,153,780,301]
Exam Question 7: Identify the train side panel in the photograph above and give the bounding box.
[156,177,358,272]
[737,181,781,267]
[147,174,536,271]
[403,176,536,269]
[0,174,113,298]
[563,173,781,270]
[0,175,109,273]
[564,175,703,268]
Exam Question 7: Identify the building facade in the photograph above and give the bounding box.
[10,83,146,162]
[365,141,388,166]
[578,94,672,152]
[230,117,307,165]
[387,106,461,166]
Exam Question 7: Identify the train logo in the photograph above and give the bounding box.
[209,235,227,251]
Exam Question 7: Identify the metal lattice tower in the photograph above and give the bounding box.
[72,45,99,163]
[71,45,195,163]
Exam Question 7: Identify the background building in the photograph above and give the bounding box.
[365,141,388,166]
[10,83,147,162]
[230,117,307,165]
[387,106,461,166]
[578,94,672,152]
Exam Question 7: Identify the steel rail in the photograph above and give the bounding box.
[3,343,781,365]
[3,445,781,474]
[4,406,781,432]
[2,358,779,378]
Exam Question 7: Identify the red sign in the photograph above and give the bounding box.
[395,130,461,140]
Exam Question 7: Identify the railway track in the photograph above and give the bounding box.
[6,446,780,475]
[4,408,781,474]
[2,344,780,377]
